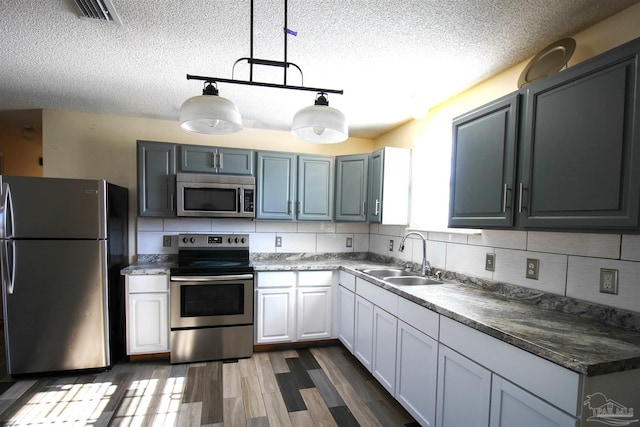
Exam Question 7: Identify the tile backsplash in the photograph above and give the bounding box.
[136,217,640,314]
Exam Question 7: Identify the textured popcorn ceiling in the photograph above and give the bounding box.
[0,0,638,138]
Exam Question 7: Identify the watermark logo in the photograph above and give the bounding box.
[584,392,638,426]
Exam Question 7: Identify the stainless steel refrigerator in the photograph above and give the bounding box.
[0,176,128,375]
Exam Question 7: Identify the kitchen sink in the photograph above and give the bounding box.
[382,276,444,286]
[359,268,412,278]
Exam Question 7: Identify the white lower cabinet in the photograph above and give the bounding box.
[125,274,170,355]
[255,271,334,344]
[436,344,492,427]
[372,306,397,395]
[297,287,332,340]
[256,288,296,343]
[337,285,356,352]
[490,376,577,427]
[354,295,374,371]
[395,320,438,427]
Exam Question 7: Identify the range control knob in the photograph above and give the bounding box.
[228,237,234,243]
[235,237,239,243]
[190,237,196,243]
[182,237,189,244]
[241,237,246,244]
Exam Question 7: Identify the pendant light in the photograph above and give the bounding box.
[179,82,242,135]
[291,92,347,143]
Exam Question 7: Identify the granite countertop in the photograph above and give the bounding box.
[122,258,640,377]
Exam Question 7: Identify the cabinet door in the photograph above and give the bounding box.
[520,51,640,228]
[372,306,397,395]
[255,288,295,343]
[335,154,368,222]
[396,320,438,427]
[449,94,519,228]
[127,292,169,354]
[337,285,355,353]
[298,155,334,221]
[137,140,176,217]
[256,151,296,220]
[354,295,374,371]
[367,149,384,222]
[296,287,332,341]
[437,345,491,427]
[490,376,577,427]
[179,145,218,173]
[217,147,254,175]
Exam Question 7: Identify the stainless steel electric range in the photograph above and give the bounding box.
[169,233,254,364]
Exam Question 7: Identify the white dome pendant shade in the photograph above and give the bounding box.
[180,82,242,135]
[291,92,348,143]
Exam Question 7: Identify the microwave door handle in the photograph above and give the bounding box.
[239,188,244,213]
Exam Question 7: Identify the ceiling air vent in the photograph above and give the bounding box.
[72,0,122,25]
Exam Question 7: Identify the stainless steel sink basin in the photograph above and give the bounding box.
[359,268,412,278]
[383,276,444,286]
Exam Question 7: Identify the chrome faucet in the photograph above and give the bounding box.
[399,231,432,276]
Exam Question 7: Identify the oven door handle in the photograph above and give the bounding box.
[170,274,254,282]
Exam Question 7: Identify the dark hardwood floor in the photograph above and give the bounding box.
[0,331,418,427]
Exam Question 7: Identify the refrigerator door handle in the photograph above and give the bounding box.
[2,240,15,294]
[0,183,14,239]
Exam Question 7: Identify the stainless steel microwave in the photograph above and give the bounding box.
[176,173,255,218]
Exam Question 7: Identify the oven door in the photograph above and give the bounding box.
[170,274,254,328]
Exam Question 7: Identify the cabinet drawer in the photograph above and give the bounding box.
[338,270,356,292]
[257,271,296,288]
[356,278,398,316]
[439,316,581,415]
[298,271,334,287]
[127,275,169,293]
[397,298,439,340]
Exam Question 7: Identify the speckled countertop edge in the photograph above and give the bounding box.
[122,256,640,376]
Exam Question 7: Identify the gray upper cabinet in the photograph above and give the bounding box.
[450,37,640,231]
[519,43,640,229]
[256,151,296,220]
[137,140,176,217]
[179,145,254,175]
[256,152,334,221]
[335,154,368,222]
[298,155,335,221]
[449,94,519,228]
[368,147,411,225]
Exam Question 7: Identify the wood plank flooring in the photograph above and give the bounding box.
[0,345,419,426]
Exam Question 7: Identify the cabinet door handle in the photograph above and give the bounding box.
[502,184,509,213]
[218,153,223,169]
[374,199,380,216]
[518,182,528,213]
[287,201,292,215]
[362,200,366,216]
[297,201,301,214]
[210,153,216,167]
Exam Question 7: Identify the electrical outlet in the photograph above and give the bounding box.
[389,240,394,251]
[162,235,172,247]
[485,253,495,272]
[526,258,539,280]
[346,237,353,248]
[275,236,282,248]
[600,268,618,294]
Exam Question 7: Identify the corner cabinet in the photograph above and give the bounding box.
[368,147,411,224]
[335,154,368,222]
[449,94,519,228]
[179,145,254,175]
[449,37,640,231]
[255,152,334,221]
[137,140,176,217]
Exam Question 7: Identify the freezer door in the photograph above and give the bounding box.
[0,176,106,239]
[2,240,110,375]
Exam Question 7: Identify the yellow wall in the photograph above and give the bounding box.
[0,123,43,177]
